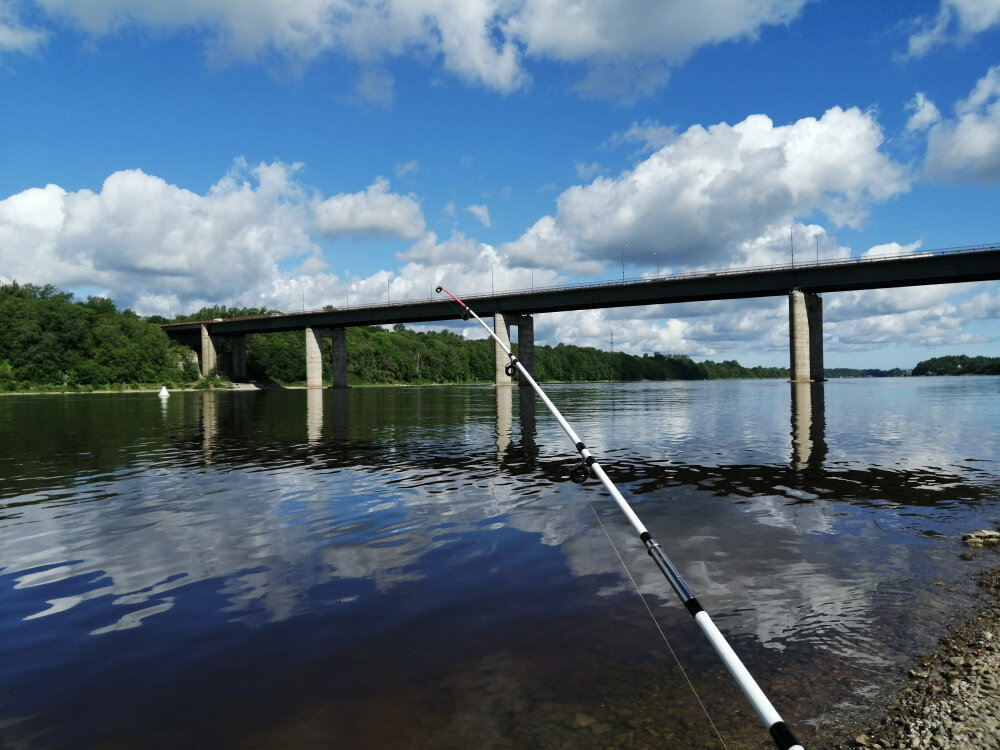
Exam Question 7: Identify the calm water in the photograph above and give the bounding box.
[1,378,998,749]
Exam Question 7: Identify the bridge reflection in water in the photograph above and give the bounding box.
[196,380,829,478]
[791,382,827,470]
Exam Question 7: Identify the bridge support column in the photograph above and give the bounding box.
[514,315,534,388]
[494,314,513,385]
[200,324,217,377]
[789,290,825,382]
[331,328,348,389]
[305,327,328,388]
[227,335,247,381]
[493,313,535,386]
[305,327,349,388]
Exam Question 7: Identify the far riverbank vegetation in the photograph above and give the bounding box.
[2,282,997,392]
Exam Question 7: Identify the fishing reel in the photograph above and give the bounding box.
[505,362,516,377]
[569,463,590,484]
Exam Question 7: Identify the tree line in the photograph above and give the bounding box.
[4,282,996,390]
[0,282,199,390]
[911,355,1000,376]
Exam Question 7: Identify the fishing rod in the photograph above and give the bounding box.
[436,286,804,750]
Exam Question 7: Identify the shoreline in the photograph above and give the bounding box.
[833,564,1000,750]
[0,382,268,396]
[2,373,996,398]
[0,381,498,396]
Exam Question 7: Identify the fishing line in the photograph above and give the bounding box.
[436,285,805,750]
[589,502,731,750]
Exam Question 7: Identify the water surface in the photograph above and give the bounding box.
[1,378,998,748]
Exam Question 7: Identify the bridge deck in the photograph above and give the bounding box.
[162,244,1000,336]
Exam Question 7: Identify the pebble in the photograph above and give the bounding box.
[572,712,596,728]
[834,567,1000,750]
[961,530,1000,548]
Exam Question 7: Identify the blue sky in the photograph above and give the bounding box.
[1,0,999,368]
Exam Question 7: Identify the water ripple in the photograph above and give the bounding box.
[0,382,997,749]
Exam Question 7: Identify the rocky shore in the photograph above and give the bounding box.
[835,564,1000,750]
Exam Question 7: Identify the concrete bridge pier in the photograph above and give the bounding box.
[229,336,247,380]
[305,327,326,388]
[493,313,535,386]
[305,327,349,388]
[788,290,825,382]
[330,328,348,388]
[200,324,216,377]
[198,326,246,379]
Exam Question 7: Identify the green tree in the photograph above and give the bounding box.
[247,331,306,383]
[0,282,200,389]
[913,355,1000,376]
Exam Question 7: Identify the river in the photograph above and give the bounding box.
[1,377,998,749]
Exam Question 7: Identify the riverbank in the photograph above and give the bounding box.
[0,382,265,396]
[834,563,1000,750]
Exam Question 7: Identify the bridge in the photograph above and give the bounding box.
[162,243,1000,386]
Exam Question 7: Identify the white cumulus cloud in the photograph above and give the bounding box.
[508,0,807,64]
[509,0,808,101]
[905,92,942,133]
[503,107,909,274]
[905,0,1000,58]
[465,204,491,228]
[17,0,812,100]
[0,161,319,304]
[314,177,426,240]
[921,65,1000,184]
[605,119,678,154]
[0,0,48,53]
[0,160,556,319]
[824,284,985,351]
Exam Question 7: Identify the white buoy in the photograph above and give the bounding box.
[158,386,170,398]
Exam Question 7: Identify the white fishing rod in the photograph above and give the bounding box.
[436,286,804,750]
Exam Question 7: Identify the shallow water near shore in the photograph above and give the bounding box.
[1,377,998,748]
